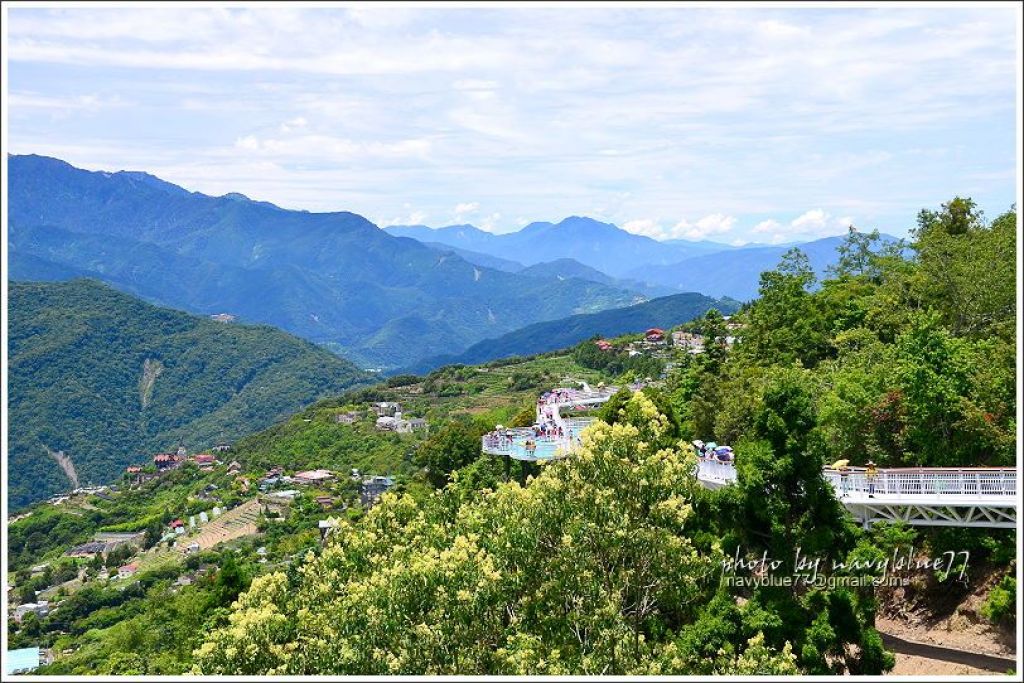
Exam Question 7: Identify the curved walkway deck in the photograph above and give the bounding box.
[484,384,1017,529]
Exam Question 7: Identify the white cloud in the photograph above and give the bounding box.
[384,209,427,227]
[232,134,432,161]
[454,202,480,217]
[622,214,736,241]
[752,219,781,234]
[7,91,128,112]
[478,212,503,232]
[279,116,308,133]
[5,6,1015,239]
[622,219,664,239]
[791,208,830,231]
[678,213,736,240]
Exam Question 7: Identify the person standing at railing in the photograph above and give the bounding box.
[865,461,878,498]
[831,459,851,498]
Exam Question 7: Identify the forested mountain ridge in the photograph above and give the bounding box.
[7,279,371,509]
[405,291,740,373]
[8,155,638,368]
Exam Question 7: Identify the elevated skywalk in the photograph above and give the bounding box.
[697,460,1017,529]
[483,385,1018,528]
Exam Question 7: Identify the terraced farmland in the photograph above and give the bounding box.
[184,498,262,552]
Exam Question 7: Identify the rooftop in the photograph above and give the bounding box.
[4,647,41,676]
[294,469,334,480]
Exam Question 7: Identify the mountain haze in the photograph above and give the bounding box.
[629,234,903,300]
[386,217,731,277]
[8,155,639,368]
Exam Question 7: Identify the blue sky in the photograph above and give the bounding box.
[5,4,1019,244]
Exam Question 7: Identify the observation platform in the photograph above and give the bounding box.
[483,384,1018,529]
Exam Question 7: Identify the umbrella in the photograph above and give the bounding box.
[706,442,718,451]
[831,459,850,470]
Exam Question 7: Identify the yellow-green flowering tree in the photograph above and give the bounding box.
[195,392,798,675]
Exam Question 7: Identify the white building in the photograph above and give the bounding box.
[13,601,49,623]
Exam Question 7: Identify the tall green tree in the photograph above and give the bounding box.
[414,421,483,488]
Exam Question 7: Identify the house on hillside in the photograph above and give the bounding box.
[94,531,146,552]
[4,647,48,675]
[671,331,705,354]
[376,416,397,431]
[315,495,335,509]
[294,469,335,485]
[318,519,339,543]
[211,443,232,453]
[645,328,665,342]
[117,564,139,580]
[193,453,217,466]
[226,461,242,475]
[335,411,361,424]
[13,601,50,623]
[65,541,107,558]
[361,476,395,508]
[153,453,181,471]
[594,339,613,351]
[373,401,401,417]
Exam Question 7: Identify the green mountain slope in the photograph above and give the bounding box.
[404,291,740,373]
[7,279,371,510]
[9,155,638,369]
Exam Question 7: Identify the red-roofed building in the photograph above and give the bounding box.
[118,563,139,579]
[645,328,665,342]
[594,340,613,351]
[126,466,142,474]
[170,519,185,529]
[153,454,180,470]
[193,453,216,465]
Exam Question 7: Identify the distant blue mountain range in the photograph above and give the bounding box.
[7,155,640,369]
[8,154,900,369]
[387,221,902,301]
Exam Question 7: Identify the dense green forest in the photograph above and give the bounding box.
[190,198,1016,674]
[7,279,370,509]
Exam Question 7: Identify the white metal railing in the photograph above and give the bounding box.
[823,468,1017,499]
[696,458,737,483]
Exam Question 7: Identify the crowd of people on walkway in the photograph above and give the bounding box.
[693,439,735,463]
